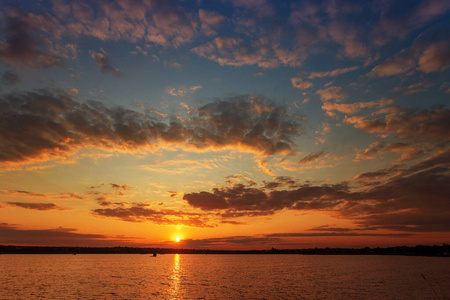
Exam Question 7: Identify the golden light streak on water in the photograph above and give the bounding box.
[170,254,181,298]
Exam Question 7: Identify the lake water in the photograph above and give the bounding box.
[1,254,449,299]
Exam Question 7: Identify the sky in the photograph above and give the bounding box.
[0,0,449,250]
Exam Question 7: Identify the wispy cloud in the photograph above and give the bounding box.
[142,159,218,174]
[0,223,140,246]
[291,77,312,90]
[308,66,359,79]
[179,229,412,249]
[297,152,326,164]
[90,49,122,76]
[0,189,87,200]
[344,106,450,142]
[2,71,20,84]
[7,202,65,210]
[110,183,131,190]
[316,86,346,102]
[322,98,393,115]
[199,9,225,36]
[93,205,214,228]
[166,85,203,97]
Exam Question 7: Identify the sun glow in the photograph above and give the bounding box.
[175,236,181,242]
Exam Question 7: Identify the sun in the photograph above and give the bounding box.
[175,236,181,242]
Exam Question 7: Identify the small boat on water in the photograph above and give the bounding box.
[153,253,157,257]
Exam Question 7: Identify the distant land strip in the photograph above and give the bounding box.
[0,244,449,257]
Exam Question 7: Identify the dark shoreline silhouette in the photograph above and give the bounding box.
[0,244,448,256]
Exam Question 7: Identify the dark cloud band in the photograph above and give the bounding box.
[0,90,301,165]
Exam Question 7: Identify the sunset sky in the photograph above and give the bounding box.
[0,0,449,249]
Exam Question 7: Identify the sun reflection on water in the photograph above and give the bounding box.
[170,254,181,298]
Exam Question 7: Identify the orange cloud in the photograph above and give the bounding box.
[316,87,346,102]
[291,77,312,90]
[166,85,202,97]
[322,98,393,115]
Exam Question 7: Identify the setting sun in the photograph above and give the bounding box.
[175,236,181,243]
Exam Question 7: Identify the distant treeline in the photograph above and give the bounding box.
[0,244,449,256]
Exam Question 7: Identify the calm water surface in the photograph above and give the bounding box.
[1,254,449,299]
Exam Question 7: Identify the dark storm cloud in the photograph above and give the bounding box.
[0,90,301,165]
[2,71,20,85]
[0,9,60,69]
[0,223,138,246]
[7,202,64,210]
